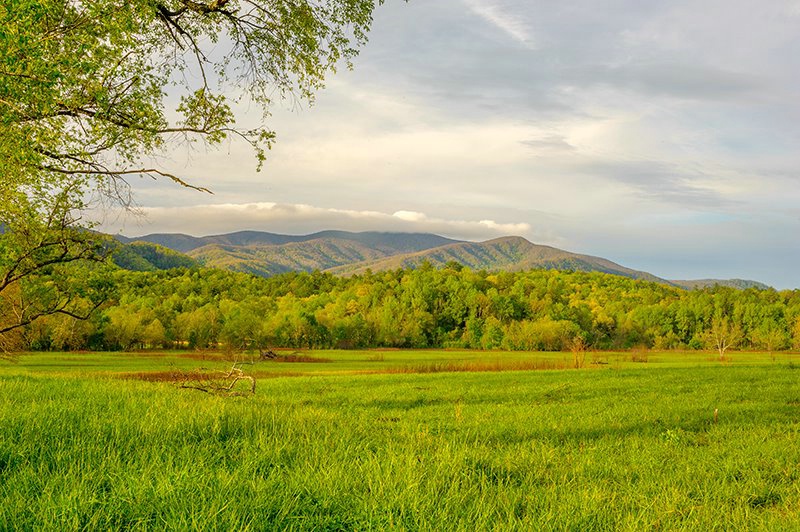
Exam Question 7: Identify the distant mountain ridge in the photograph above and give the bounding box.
[191,239,406,277]
[327,236,666,283]
[115,230,769,288]
[670,279,771,290]
[117,230,459,254]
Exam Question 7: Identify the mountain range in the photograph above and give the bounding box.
[113,230,769,290]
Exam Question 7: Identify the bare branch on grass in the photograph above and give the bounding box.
[178,363,255,396]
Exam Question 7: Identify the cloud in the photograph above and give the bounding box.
[564,62,763,102]
[392,210,427,222]
[572,159,730,208]
[519,135,576,152]
[463,0,535,48]
[100,202,533,242]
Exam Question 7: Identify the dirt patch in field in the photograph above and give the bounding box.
[115,357,570,382]
[271,354,332,363]
[173,352,234,361]
[166,352,332,363]
[117,369,308,382]
[116,370,214,382]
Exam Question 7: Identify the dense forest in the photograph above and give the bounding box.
[8,262,799,353]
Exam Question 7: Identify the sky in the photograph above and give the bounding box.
[97,0,800,289]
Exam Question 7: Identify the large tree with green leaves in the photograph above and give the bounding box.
[0,0,383,343]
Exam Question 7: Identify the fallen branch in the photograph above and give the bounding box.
[178,363,255,396]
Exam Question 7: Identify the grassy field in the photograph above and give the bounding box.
[1,350,800,530]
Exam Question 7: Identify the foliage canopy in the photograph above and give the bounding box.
[1,0,380,202]
[0,0,382,340]
[17,265,800,353]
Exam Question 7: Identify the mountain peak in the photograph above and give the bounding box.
[482,235,532,245]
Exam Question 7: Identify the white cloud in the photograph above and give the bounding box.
[463,0,535,48]
[100,202,533,242]
[392,210,427,222]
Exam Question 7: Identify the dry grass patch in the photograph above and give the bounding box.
[380,359,569,375]
[175,352,232,361]
[119,366,257,395]
[116,370,215,383]
[271,354,332,363]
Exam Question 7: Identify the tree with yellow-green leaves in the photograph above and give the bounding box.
[705,315,742,361]
[0,0,384,344]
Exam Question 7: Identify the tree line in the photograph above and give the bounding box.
[7,262,799,354]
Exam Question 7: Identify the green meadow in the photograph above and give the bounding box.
[1,350,800,530]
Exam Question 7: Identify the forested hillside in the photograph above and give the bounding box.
[327,236,666,283]
[189,239,406,277]
[119,231,461,276]
[111,242,198,271]
[118,230,460,253]
[118,231,767,289]
[19,264,800,353]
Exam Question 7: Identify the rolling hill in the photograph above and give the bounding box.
[670,279,771,290]
[326,236,667,283]
[190,238,410,277]
[116,230,769,288]
[117,230,458,254]
[115,231,461,277]
[111,241,198,271]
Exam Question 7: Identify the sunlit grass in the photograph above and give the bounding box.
[1,350,799,529]
[4,348,799,379]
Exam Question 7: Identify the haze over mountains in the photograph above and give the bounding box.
[114,230,769,290]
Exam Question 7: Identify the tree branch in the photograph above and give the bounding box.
[38,165,212,193]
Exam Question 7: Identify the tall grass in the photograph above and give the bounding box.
[1,356,800,529]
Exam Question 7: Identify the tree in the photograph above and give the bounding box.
[0,185,112,348]
[750,319,788,359]
[141,318,167,349]
[2,0,382,200]
[568,335,587,369]
[0,0,384,347]
[705,316,741,361]
[791,315,800,351]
